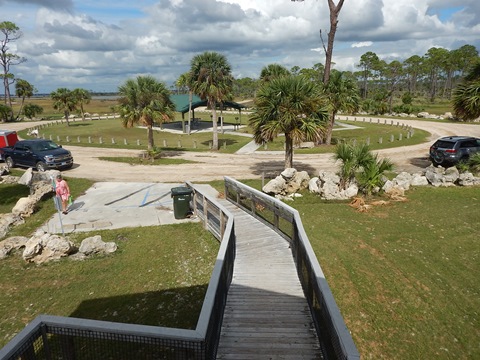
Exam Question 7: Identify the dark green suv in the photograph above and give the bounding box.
[429,136,480,167]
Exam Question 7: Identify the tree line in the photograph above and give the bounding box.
[230,45,479,104]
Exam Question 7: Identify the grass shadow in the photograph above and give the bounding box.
[251,160,317,178]
[70,285,208,329]
[70,123,94,128]
[200,138,239,147]
[410,156,431,169]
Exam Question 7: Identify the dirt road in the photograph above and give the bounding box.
[4,118,480,182]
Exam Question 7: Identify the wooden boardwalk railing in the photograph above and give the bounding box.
[215,200,321,359]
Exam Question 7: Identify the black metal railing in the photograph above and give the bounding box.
[224,176,360,360]
[0,183,235,360]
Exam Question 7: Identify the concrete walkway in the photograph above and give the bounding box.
[42,182,199,234]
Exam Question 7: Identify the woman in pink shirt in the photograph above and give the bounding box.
[55,174,71,214]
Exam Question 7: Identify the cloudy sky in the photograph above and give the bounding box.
[1,0,479,93]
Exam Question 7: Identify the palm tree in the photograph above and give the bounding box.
[51,88,77,126]
[259,64,291,82]
[15,78,35,119]
[333,142,393,194]
[189,51,234,150]
[334,143,375,188]
[453,62,480,121]
[72,88,91,121]
[322,70,360,145]
[250,75,328,169]
[117,75,175,151]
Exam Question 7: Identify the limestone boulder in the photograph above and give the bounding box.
[22,230,76,264]
[410,173,429,186]
[0,213,24,239]
[18,168,34,186]
[263,175,287,195]
[443,167,460,184]
[458,172,480,186]
[262,168,311,196]
[313,171,358,200]
[281,168,297,181]
[79,235,117,256]
[308,177,320,193]
[12,197,37,217]
[425,165,446,187]
[286,170,310,194]
[0,236,28,259]
[393,172,413,191]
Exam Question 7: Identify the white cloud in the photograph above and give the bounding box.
[352,42,373,48]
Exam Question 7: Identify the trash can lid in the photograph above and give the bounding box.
[171,186,193,195]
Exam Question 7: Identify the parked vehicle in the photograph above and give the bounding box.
[0,129,18,148]
[429,136,480,167]
[0,139,74,171]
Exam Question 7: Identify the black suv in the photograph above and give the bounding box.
[429,136,480,167]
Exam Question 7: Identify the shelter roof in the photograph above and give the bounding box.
[178,100,247,114]
[170,94,201,112]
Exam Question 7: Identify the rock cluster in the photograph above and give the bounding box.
[383,165,480,197]
[263,165,480,200]
[262,168,310,199]
[0,230,117,264]
[309,171,359,200]
[416,111,455,120]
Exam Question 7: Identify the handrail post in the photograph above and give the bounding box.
[192,189,198,217]
[220,212,225,239]
[202,194,208,230]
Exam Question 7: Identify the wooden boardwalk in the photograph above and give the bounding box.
[216,200,321,359]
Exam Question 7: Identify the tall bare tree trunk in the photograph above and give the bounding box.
[322,0,345,85]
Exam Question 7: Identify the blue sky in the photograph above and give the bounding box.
[1,0,479,93]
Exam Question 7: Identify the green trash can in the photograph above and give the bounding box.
[171,187,193,219]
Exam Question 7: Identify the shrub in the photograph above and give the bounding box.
[467,153,480,174]
[334,142,394,195]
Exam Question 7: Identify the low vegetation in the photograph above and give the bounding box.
[457,152,480,174]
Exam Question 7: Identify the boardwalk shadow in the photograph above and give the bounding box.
[70,285,208,330]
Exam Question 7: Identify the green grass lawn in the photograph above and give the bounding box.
[288,186,480,359]
[258,120,430,152]
[19,115,432,157]
[19,118,253,154]
[2,166,478,358]
[0,223,219,347]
